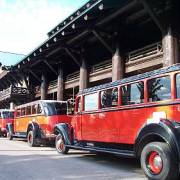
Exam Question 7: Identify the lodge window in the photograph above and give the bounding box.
[176,74,180,99]
[84,93,98,111]
[121,82,144,105]
[100,88,118,108]
[27,106,31,115]
[148,76,171,102]
[21,107,26,116]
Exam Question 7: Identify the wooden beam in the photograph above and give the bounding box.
[20,73,31,93]
[64,48,81,67]
[29,69,41,83]
[29,59,42,68]
[43,60,58,76]
[7,79,16,87]
[138,0,166,34]
[11,74,23,86]
[96,1,137,27]
[0,82,6,89]
[92,29,114,54]
[1,81,8,88]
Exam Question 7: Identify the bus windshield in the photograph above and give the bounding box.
[2,111,14,119]
[45,102,67,115]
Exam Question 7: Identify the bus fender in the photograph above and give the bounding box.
[27,121,43,138]
[54,123,71,145]
[6,123,14,134]
[134,119,180,163]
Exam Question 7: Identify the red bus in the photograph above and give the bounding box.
[6,100,71,147]
[54,64,180,180]
[0,109,14,137]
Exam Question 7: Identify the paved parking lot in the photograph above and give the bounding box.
[0,137,147,180]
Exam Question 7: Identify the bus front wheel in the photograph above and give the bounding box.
[27,131,36,147]
[141,142,179,180]
[55,133,69,154]
[7,132,13,140]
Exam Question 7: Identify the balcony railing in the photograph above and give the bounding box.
[90,60,112,74]
[66,71,80,82]
[34,41,164,94]
[125,42,163,62]
[0,86,27,101]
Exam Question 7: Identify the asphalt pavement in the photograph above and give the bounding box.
[0,137,147,180]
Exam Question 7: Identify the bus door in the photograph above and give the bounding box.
[120,81,146,144]
[34,104,45,132]
[99,88,119,142]
[81,93,99,141]
[72,96,82,140]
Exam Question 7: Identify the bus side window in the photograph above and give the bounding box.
[176,74,180,99]
[27,106,31,115]
[121,82,144,105]
[21,107,26,116]
[37,104,42,114]
[84,93,98,111]
[32,104,37,114]
[148,76,171,102]
[17,109,21,117]
[101,88,118,108]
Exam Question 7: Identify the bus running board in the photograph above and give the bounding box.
[66,145,134,157]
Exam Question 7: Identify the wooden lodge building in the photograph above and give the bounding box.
[0,0,179,109]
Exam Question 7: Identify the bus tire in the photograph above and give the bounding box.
[7,132,13,140]
[27,131,36,147]
[141,142,179,180]
[55,133,69,154]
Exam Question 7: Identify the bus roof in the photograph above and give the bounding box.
[0,109,14,112]
[79,63,180,95]
[15,100,67,109]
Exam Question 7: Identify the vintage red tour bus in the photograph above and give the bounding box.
[6,100,71,147]
[54,64,180,180]
[0,109,14,137]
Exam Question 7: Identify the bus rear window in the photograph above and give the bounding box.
[148,76,171,102]
[45,102,67,115]
[2,111,14,119]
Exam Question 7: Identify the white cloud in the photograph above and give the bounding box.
[0,0,81,55]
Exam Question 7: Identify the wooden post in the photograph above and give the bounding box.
[79,51,88,91]
[41,73,48,100]
[57,67,64,101]
[112,37,123,82]
[163,25,179,67]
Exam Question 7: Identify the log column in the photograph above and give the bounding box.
[79,53,88,91]
[41,73,48,100]
[112,37,123,82]
[57,67,64,101]
[162,26,179,66]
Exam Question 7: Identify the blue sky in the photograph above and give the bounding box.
[0,0,88,55]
